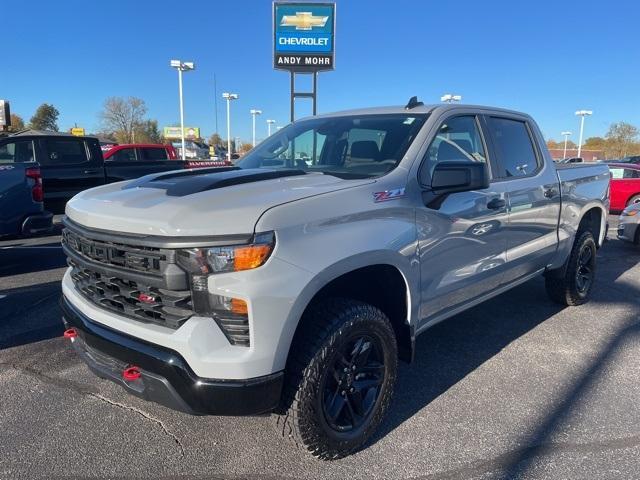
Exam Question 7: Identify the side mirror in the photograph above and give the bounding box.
[425,161,489,195]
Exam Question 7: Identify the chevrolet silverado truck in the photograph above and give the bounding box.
[60,101,610,459]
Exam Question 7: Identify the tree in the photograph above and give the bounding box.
[7,114,25,132]
[29,103,59,131]
[583,136,606,151]
[209,133,224,147]
[133,119,162,143]
[605,122,639,158]
[100,97,148,143]
[546,139,560,149]
[239,142,253,154]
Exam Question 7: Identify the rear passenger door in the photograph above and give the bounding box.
[38,137,105,209]
[482,115,561,283]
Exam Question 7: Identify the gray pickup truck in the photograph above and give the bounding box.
[59,101,610,459]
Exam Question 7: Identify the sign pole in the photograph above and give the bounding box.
[312,72,317,116]
[290,72,295,123]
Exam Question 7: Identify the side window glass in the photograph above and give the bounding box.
[486,117,539,178]
[42,139,88,165]
[610,168,623,179]
[111,148,137,162]
[0,140,35,163]
[424,116,486,174]
[623,168,639,179]
[141,147,169,161]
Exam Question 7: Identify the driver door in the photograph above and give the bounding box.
[416,114,509,326]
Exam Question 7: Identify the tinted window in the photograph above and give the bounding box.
[140,147,168,161]
[486,117,539,177]
[0,140,35,164]
[611,167,640,179]
[42,138,88,165]
[424,116,486,174]
[109,148,137,162]
[238,114,427,179]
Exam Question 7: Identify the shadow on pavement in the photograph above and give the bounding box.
[0,242,66,277]
[0,281,64,349]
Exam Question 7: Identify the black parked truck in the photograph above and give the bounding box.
[1,130,205,213]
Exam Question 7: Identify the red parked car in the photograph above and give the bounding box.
[103,144,178,162]
[608,163,640,212]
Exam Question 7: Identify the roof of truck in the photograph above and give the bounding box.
[309,103,530,120]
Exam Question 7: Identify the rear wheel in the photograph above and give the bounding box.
[627,194,640,207]
[545,230,597,306]
[273,298,397,459]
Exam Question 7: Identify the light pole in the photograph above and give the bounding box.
[222,92,239,162]
[575,110,592,158]
[561,131,572,159]
[250,109,262,147]
[266,119,276,136]
[441,94,462,103]
[170,60,195,160]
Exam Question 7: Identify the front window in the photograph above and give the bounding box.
[237,114,428,179]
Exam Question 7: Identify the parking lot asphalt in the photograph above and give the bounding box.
[1,217,639,479]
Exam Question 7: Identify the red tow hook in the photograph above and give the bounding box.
[123,366,142,381]
[63,328,78,339]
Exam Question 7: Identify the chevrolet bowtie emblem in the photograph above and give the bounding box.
[281,12,329,30]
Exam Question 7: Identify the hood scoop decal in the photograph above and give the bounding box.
[124,168,307,197]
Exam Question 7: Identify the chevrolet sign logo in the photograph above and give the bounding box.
[281,12,329,30]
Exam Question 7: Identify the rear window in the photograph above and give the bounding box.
[42,138,88,165]
[140,147,168,161]
[0,140,35,164]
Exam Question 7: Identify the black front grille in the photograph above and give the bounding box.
[69,260,193,329]
[62,228,169,274]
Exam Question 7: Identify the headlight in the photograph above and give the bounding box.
[176,231,275,275]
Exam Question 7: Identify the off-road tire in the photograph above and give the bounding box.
[545,230,597,306]
[273,298,398,460]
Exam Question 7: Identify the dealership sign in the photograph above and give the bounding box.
[163,126,200,139]
[273,2,335,72]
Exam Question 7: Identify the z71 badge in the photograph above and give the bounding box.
[373,188,406,203]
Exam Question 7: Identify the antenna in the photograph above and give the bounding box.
[405,96,424,110]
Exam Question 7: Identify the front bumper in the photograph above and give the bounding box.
[60,296,283,416]
[617,220,639,243]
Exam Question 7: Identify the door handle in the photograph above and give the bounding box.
[487,198,506,210]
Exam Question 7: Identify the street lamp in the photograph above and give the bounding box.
[561,131,572,159]
[170,59,195,160]
[222,92,239,162]
[250,109,262,147]
[441,94,462,103]
[266,119,276,136]
[575,110,592,158]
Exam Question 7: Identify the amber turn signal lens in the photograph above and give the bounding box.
[230,298,248,315]
[234,244,273,271]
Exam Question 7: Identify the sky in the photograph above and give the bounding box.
[3,0,639,144]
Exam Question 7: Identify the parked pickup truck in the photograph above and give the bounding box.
[0,131,211,213]
[59,102,610,459]
[0,140,52,236]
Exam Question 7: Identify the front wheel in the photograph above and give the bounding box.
[273,298,397,459]
[545,230,597,306]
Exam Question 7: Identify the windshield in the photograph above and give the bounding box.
[237,113,428,179]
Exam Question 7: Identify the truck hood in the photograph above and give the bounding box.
[66,168,372,237]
